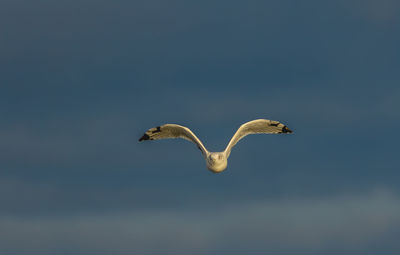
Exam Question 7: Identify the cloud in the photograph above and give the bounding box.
[353,0,400,24]
[0,110,144,169]
[1,189,399,255]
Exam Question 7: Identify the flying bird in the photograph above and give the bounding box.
[139,119,292,173]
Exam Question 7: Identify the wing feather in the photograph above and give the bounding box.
[224,119,292,157]
[139,124,209,156]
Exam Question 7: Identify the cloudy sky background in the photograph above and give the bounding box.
[1,0,400,254]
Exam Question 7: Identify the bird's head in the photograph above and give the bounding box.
[209,153,223,161]
[207,152,227,173]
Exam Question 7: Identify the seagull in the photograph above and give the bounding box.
[139,119,293,173]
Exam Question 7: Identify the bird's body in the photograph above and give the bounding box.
[139,119,292,173]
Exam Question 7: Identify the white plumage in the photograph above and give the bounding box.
[139,119,293,173]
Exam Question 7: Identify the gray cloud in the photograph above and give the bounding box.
[351,0,400,24]
[1,189,399,255]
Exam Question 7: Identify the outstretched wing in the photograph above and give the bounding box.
[139,124,209,156]
[224,119,292,157]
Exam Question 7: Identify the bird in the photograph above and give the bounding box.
[139,119,293,173]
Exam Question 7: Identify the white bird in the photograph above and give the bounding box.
[139,119,293,173]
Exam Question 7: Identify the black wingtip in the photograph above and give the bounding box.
[139,133,150,141]
[282,126,293,134]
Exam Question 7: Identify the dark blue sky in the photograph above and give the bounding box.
[1,0,400,254]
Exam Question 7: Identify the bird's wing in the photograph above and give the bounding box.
[224,119,292,157]
[139,124,209,156]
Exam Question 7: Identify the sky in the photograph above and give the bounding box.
[1,0,400,254]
